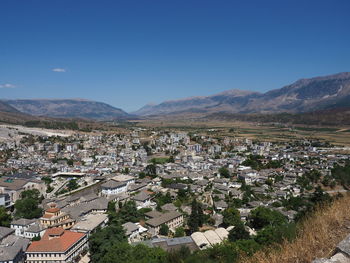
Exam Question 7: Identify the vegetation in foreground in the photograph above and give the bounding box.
[88,186,342,263]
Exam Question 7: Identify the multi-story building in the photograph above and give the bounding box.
[0,177,46,205]
[40,204,75,229]
[26,227,88,263]
[145,211,184,236]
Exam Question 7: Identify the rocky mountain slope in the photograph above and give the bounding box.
[0,101,21,113]
[135,72,350,116]
[4,99,131,120]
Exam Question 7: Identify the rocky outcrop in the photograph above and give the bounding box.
[313,234,350,263]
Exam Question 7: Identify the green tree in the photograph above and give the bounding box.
[21,189,41,200]
[188,199,204,233]
[254,223,297,246]
[89,220,127,263]
[218,167,230,178]
[67,179,79,191]
[0,206,12,227]
[145,164,157,178]
[222,207,241,227]
[107,201,117,222]
[14,190,43,219]
[174,226,185,237]
[117,201,141,224]
[159,224,169,236]
[228,222,250,242]
[248,207,287,230]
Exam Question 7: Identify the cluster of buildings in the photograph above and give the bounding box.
[0,127,349,262]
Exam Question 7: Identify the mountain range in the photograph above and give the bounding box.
[1,72,350,124]
[2,99,130,120]
[134,72,350,116]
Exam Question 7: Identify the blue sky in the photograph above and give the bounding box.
[1,0,349,112]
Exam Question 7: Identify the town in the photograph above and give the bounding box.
[0,124,349,263]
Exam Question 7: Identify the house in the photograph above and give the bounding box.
[122,222,140,243]
[214,200,228,211]
[0,226,29,263]
[10,218,36,237]
[40,203,75,229]
[112,175,135,186]
[145,211,184,236]
[26,227,88,263]
[0,177,46,205]
[191,228,229,250]
[24,222,47,239]
[71,213,108,235]
[148,236,198,252]
[0,193,11,208]
[131,192,152,209]
[101,180,127,195]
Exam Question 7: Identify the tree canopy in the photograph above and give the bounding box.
[0,207,11,227]
[248,207,287,230]
[14,189,43,219]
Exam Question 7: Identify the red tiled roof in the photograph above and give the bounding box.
[46,207,60,213]
[27,227,86,253]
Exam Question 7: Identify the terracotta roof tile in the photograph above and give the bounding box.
[27,227,86,253]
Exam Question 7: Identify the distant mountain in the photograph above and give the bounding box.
[0,101,20,113]
[134,72,350,116]
[134,89,259,115]
[4,99,131,120]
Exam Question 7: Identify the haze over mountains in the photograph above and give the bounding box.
[0,72,350,123]
[135,72,350,116]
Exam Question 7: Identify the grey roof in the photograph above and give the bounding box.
[214,200,228,209]
[26,222,46,233]
[132,192,151,202]
[0,177,42,191]
[195,179,209,186]
[122,222,139,236]
[151,236,198,252]
[128,183,148,192]
[11,218,36,226]
[145,210,163,219]
[161,203,177,212]
[0,235,29,262]
[62,197,109,219]
[153,236,194,246]
[0,226,14,240]
[101,180,127,189]
[146,211,182,227]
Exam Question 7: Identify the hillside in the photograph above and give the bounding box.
[135,72,350,116]
[206,107,350,126]
[4,99,131,120]
[0,101,20,113]
[241,194,350,263]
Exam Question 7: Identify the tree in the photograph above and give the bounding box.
[89,220,127,263]
[248,207,287,230]
[174,226,185,237]
[310,186,331,205]
[254,223,297,246]
[218,167,230,178]
[145,164,157,178]
[14,190,43,219]
[107,201,117,222]
[159,224,169,236]
[116,201,141,224]
[222,207,241,227]
[228,222,250,242]
[188,199,204,233]
[21,189,41,200]
[0,207,11,227]
[67,179,79,191]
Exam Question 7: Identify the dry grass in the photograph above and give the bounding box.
[241,194,350,263]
